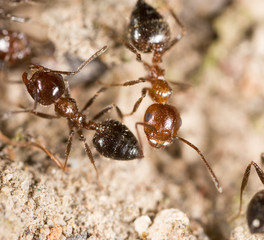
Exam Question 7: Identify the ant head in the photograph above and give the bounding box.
[22,70,65,106]
[129,0,170,53]
[143,103,181,148]
[0,29,31,65]
[93,119,144,160]
[247,190,264,233]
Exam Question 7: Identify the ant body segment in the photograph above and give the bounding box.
[0,46,143,179]
[231,160,264,233]
[98,0,222,192]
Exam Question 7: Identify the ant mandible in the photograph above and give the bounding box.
[0,46,143,180]
[97,0,222,192]
[230,159,264,233]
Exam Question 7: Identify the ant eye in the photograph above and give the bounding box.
[145,112,152,122]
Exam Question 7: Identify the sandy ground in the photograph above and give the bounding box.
[1,0,264,239]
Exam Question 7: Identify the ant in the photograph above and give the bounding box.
[231,159,264,233]
[96,0,222,192]
[0,46,143,180]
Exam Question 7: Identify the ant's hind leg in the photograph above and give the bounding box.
[78,130,102,187]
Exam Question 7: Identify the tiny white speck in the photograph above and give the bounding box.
[252,219,260,228]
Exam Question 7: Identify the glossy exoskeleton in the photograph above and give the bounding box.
[0,46,143,180]
[127,0,184,63]
[99,0,222,192]
[93,119,143,160]
[247,190,264,233]
[231,160,264,233]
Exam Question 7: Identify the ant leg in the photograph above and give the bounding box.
[81,87,107,113]
[109,78,147,87]
[126,87,149,116]
[63,129,75,171]
[163,9,185,53]
[0,130,64,169]
[135,122,158,157]
[91,86,148,120]
[123,41,142,62]
[1,97,58,120]
[92,104,124,121]
[176,136,222,193]
[78,130,101,185]
[29,46,107,76]
[0,109,59,120]
[123,41,152,70]
[230,161,264,221]
[167,80,191,91]
[81,79,147,113]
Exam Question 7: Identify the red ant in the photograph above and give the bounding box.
[0,46,143,180]
[230,159,264,233]
[98,0,222,192]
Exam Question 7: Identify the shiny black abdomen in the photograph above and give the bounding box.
[93,120,143,160]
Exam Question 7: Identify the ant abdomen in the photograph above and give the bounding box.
[144,103,181,148]
[247,190,264,233]
[23,71,65,105]
[93,120,143,160]
[129,0,170,53]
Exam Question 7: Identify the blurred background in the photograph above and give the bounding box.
[0,0,264,239]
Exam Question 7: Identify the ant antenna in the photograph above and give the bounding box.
[176,136,222,193]
[29,46,107,75]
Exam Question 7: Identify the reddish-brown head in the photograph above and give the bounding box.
[22,71,65,106]
[143,103,181,148]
